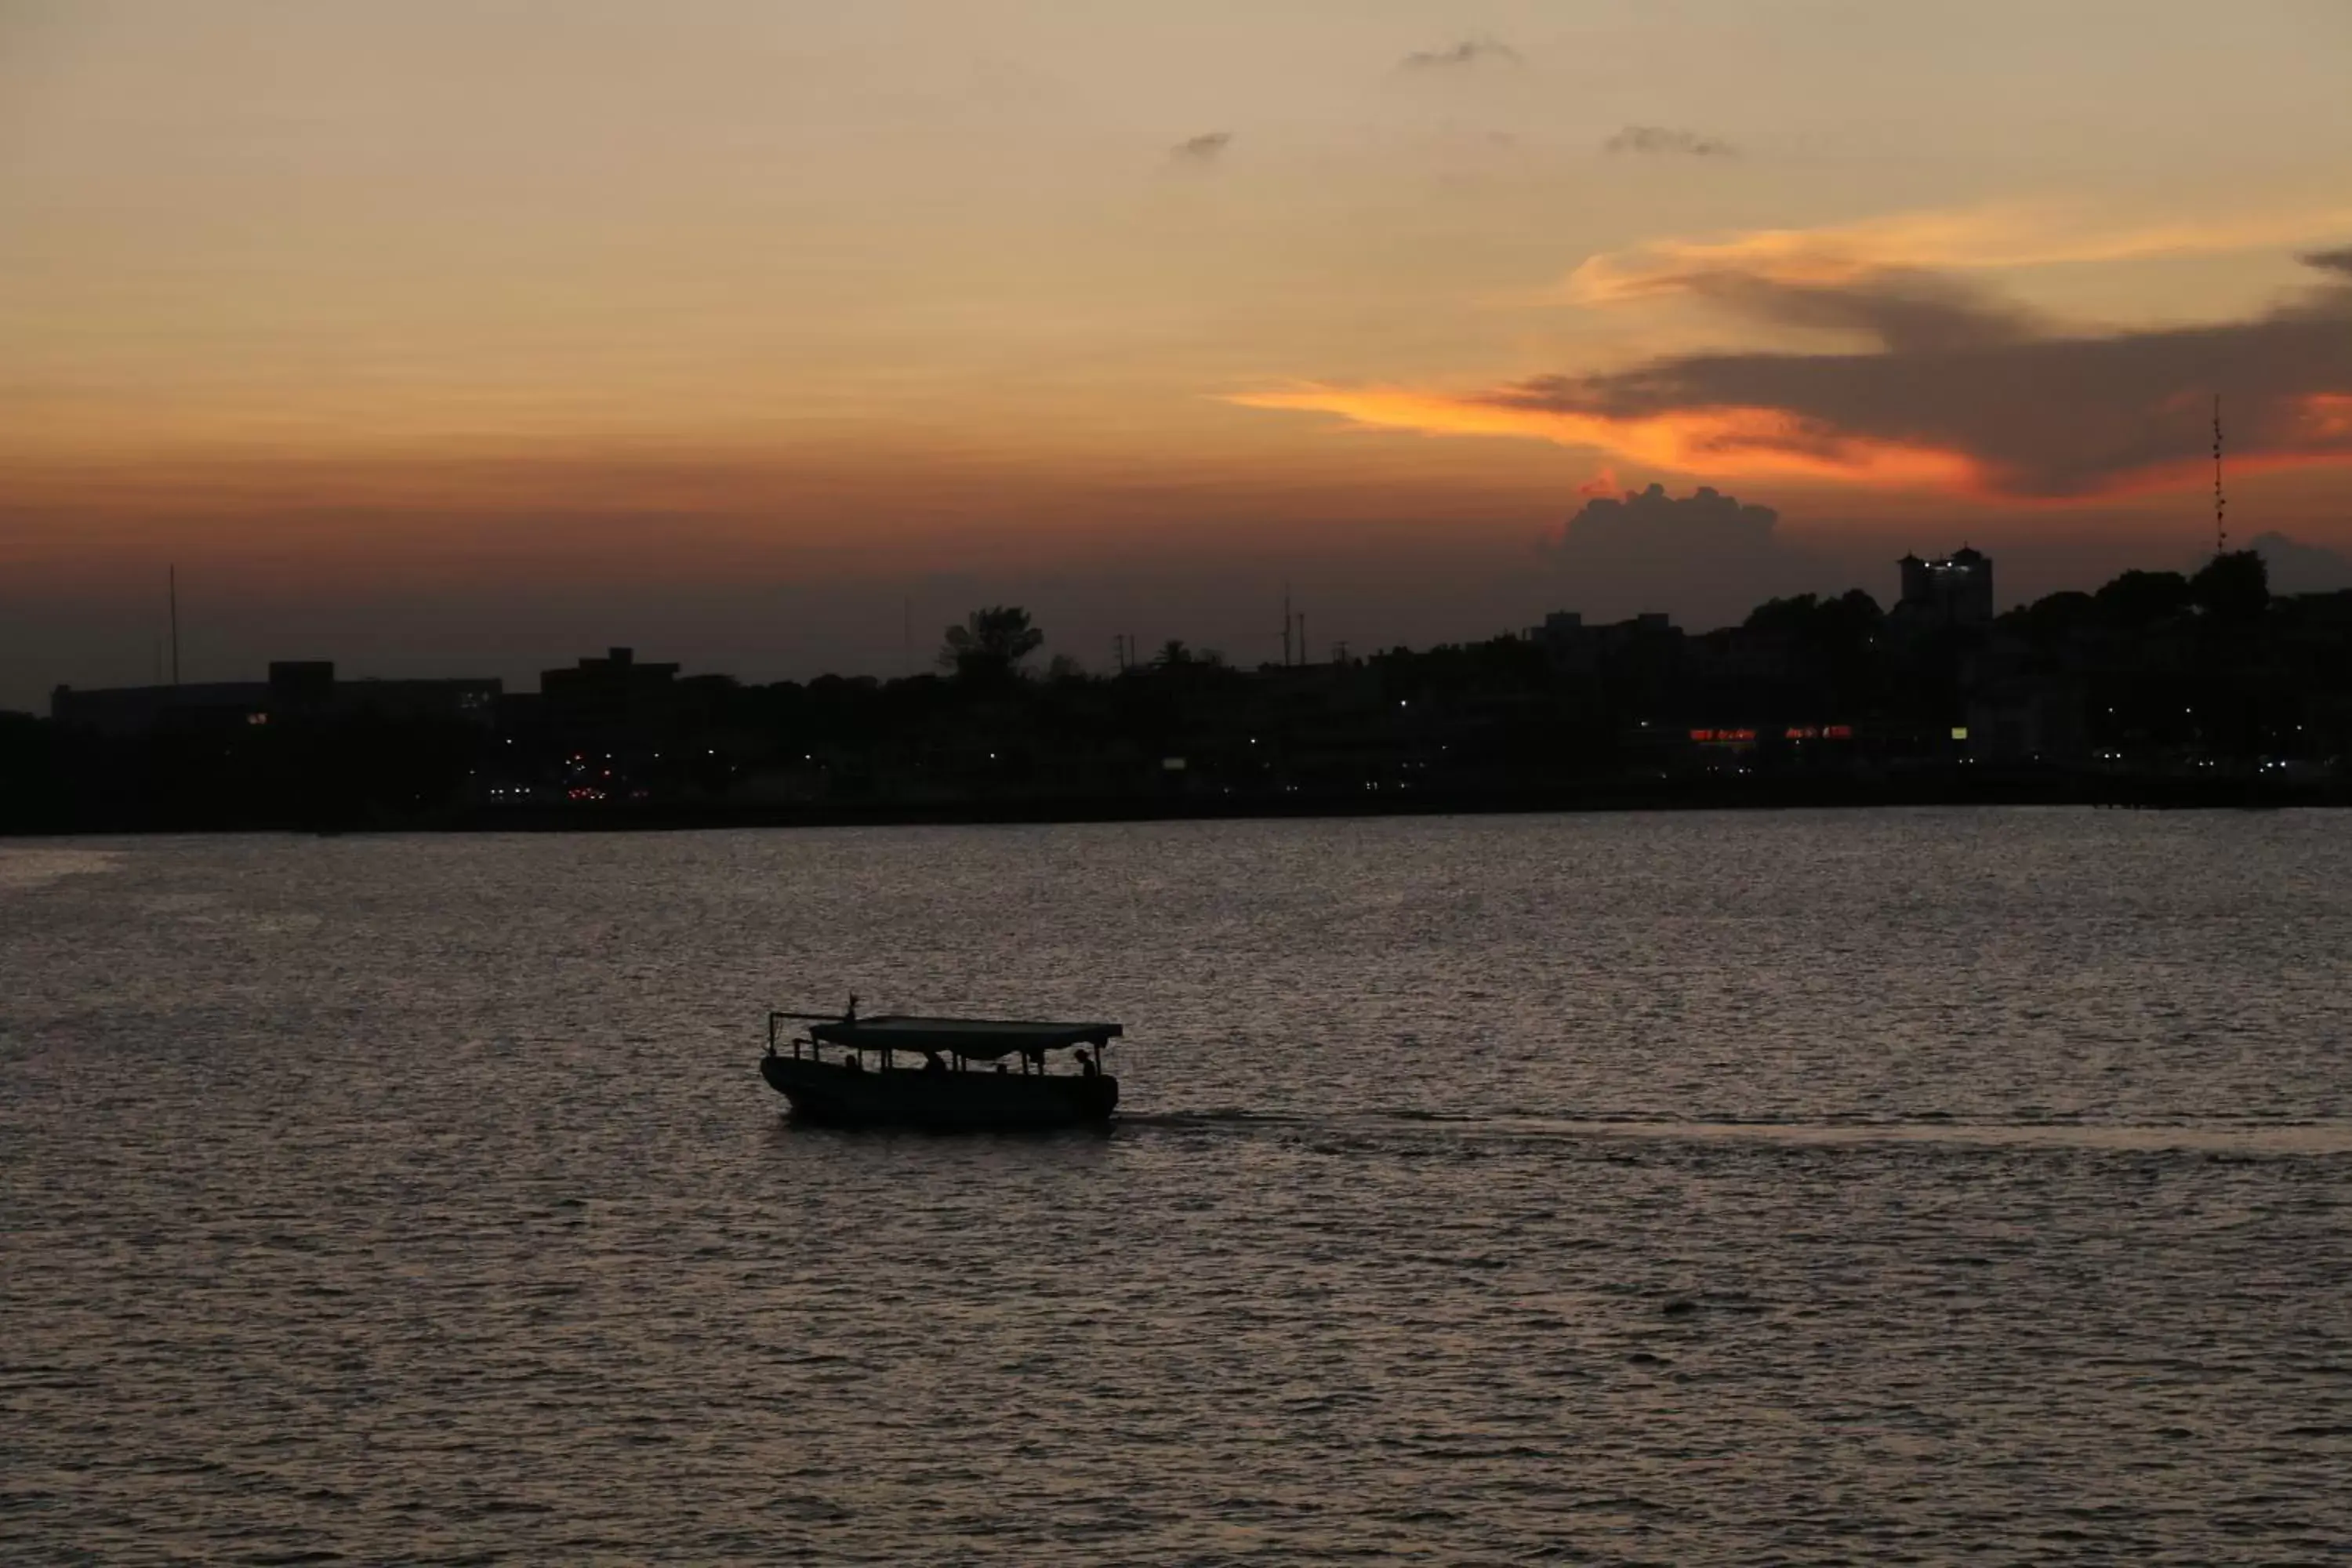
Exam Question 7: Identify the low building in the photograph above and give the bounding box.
[50,682,269,737]
[539,647,681,732]
[1530,610,1682,676]
[1965,684,2089,764]
[49,662,499,736]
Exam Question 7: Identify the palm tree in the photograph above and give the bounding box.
[939,606,1045,681]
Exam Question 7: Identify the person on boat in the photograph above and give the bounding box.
[1076,1048,1099,1078]
[842,1052,863,1073]
[922,1051,947,1076]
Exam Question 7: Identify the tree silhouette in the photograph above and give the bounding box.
[2094,570,2192,628]
[939,606,1045,681]
[2190,550,2269,622]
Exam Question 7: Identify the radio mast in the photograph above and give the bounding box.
[2212,394,2227,557]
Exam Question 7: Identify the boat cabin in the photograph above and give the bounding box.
[760,1006,1125,1129]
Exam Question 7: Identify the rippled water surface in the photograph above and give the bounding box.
[4,811,2350,1564]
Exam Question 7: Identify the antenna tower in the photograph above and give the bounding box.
[168,564,181,686]
[2212,393,2227,556]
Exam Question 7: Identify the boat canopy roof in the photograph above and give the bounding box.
[805,1014,1122,1058]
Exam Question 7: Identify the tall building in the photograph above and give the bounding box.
[1895,546,1994,630]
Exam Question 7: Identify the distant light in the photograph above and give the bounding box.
[1951,727,1969,742]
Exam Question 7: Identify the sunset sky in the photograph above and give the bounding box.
[5,0,2350,705]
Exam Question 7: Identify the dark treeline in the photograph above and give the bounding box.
[6,553,2351,833]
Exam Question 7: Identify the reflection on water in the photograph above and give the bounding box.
[1149,1108,2352,1156]
[0,844,119,891]
[3,811,2348,1563]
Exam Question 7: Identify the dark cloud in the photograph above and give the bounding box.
[2301,245,2352,278]
[1482,254,2352,499]
[2249,531,2352,594]
[1657,267,2042,353]
[1548,484,1826,626]
[1603,125,1737,158]
[1401,36,1519,70]
[1170,131,1232,165]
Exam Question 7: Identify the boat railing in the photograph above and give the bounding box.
[767,1010,835,1061]
[764,1010,1113,1078]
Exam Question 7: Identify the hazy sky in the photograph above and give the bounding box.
[5,0,2350,704]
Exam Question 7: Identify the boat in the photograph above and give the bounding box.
[760,1002,1123,1131]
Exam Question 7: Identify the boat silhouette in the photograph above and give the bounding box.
[760,1002,1122,1131]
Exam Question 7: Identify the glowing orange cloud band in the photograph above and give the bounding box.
[1563,202,2352,305]
[2303,394,2352,440]
[1229,384,1983,490]
[1229,387,2352,505]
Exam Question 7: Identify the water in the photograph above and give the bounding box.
[3,810,2348,1564]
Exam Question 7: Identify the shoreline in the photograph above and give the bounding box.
[5,771,2342,837]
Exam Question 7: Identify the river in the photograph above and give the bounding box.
[3,810,2347,1563]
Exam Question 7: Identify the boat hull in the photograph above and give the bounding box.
[760,1054,1118,1131]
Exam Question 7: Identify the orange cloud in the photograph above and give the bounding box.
[2303,394,2352,440]
[1229,385,1982,491]
[1236,234,2352,504]
[1565,202,2352,306]
[1232,365,2352,506]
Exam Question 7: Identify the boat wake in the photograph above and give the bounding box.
[1127,1107,2352,1156]
[1121,1108,1312,1130]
